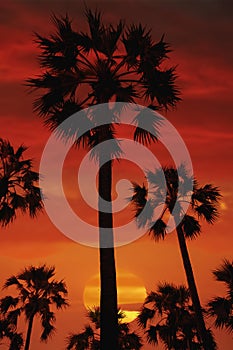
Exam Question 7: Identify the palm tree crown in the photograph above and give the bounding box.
[27,9,180,145]
[207,259,233,332]
[0,264,68,350]
[131,165,221,240]
[0,138,43,227]
[138,282,216,350]
[66,306,143,350]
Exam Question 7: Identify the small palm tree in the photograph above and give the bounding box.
[0,138,43,227]
[207,259,233,333]
[131,165,221,349]
[0,316,23,350]
[66,306,143,350]
[27,8,180,350]
[0,264,68,350]
[138,282,216,350]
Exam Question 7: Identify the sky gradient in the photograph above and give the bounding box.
[0,0,233,349]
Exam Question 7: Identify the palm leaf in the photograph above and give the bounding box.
[149,218,167,240]
[195,203,218,224]
[192,184,221,204]
[208,297,231,328]
[137,307,155,328]
[131,182,148,218]
[146,325,159,345]
[133,106,162,145]
[142,67,181,109]
[0,296,19,314]
[212,259,233,286]
[122,24,152,66]
[181,215,201,239]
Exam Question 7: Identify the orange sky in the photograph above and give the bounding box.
[0,0,233,349]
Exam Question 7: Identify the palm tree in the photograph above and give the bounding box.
[0,264,68,350]
[138,282,216,350]
[0,316,23,350]
[131,166,221,349]
[66,306,143,350]
[207,259,233,333]
[27,8,180,350]
[0,138,43,227]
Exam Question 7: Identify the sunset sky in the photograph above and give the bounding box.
[0,0,233,349]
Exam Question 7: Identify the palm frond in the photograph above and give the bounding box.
[99,20,124,57]
[135,198,154,228]
[122,24,152,67]
[85,8,105,53]
[8,332,24,350]
[133,107,162,145]
[131,182,148,218]
[192,184,221,204]
[0,203,15,226]
[6,308,22,327]
[87,306,100,329]
[141,67,181,109]
[115,85,138,103]
[3,276,22,289]
[149,218,167,240]
[207,297,231,329]
[0,296,19,314]
[137,307,155,328]
[146,168,166,189]
[146,325,159,345]
[212,259,233,286]
[195,203,219,224]
[182,215,201,240]
[50,294,69,309]
[35,14,78,72]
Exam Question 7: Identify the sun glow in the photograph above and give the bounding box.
[83,272,147,323]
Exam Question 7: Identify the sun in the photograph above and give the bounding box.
[83,272,147,323]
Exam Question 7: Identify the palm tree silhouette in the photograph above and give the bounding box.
[0,264,68,350]
[131,166,221,349]
[27,8,180,350]
[66,306,143,350]
[207,259,233,333]
[0,316,23,350]
[138,282,216,349]
[0,138,43,227]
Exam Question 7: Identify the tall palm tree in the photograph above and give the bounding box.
[131,166,221,349]
[0,264,68,350]
[207,259,233,332]
[0,138,43,227]
[0,316,23,350]
[138,282,216,349]
[27,9,180,350]
[66,306,143,350]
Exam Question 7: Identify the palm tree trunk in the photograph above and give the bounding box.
[175,222,211,350]
[98,156,118,350]
[24,315,34,350]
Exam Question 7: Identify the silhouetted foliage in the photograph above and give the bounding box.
[131,165,221,349]
[0,138,43,227]
[207,259,233,333]
[66,306,143,350]
[0,264,68,350]
[0,316,23,350]
[138,282,217,350]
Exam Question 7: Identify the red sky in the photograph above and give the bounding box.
[0,0,233,349]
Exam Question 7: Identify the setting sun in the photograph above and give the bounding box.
[83,272,147,323]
